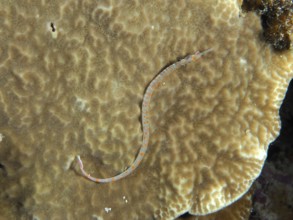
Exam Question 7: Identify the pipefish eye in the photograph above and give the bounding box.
[184,55,193,62]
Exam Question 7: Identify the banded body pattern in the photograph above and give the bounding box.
[76,48,213,183]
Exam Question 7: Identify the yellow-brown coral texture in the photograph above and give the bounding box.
[0,0,292,219]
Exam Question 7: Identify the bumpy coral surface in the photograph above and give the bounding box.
[178,188,254,220]
[0,0,292,219]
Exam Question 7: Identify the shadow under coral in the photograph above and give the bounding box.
[249,79,293,219]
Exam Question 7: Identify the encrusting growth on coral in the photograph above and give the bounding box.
[77,49,213,183]
[242,0,293,50]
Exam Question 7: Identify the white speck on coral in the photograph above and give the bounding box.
[32,215,40,220]
[97,5,113,12]
[104,207,112,213]
[0,133,4,142]
[122,196,128,203]
[75,97,89,112]
[239,57,248,71]
[92,214,101,220]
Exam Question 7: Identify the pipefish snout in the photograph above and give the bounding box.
[76,48,213,183]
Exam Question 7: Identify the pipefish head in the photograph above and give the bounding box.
[191,48,213,61]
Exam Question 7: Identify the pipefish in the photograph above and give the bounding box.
[76,48,213,183]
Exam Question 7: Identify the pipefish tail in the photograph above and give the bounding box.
[76,48,213,183]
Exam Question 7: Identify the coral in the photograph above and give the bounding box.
[0,0,292,219]
[178,188,254,220]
